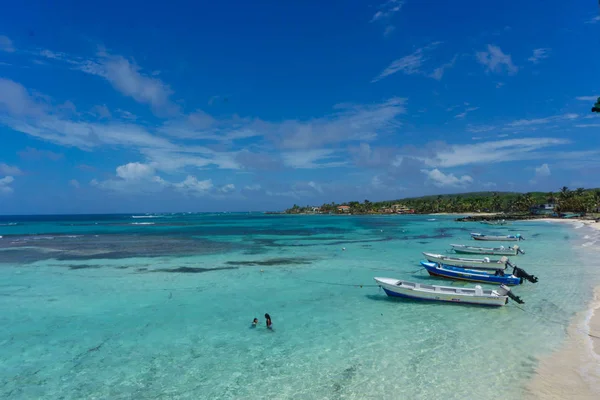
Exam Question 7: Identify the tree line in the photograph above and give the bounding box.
[285,187,600,215]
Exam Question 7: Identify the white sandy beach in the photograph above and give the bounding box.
[527,219,600,399]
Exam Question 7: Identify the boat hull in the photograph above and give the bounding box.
[421,262,521,286]
[422,252,507,270]
[451,245,519,256]
[375,278,508,307]
[472,236,519,242]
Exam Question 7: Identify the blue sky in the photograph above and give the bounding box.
[0,0,599,214]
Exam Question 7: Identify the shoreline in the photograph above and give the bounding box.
[526,220,600,399]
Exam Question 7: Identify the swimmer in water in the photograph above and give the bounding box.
[265,313,272,329]
[251,318,258,327]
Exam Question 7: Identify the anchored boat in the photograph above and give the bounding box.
[374,277,524,307]
[451,244,524,256]
[422,252,509,270]
[420,261,538,286]
[471,233,524,241]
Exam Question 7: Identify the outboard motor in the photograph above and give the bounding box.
[496,284,525,304]
[512,266,538,283]
[515,245,525,255]
[516,234,525,241]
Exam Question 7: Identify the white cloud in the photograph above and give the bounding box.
[528,48,550,63]
[273,97,406,149]
[421,168,473,187]
[575,124,600,128]
[372,42,441,82]
[586,16,600,24]
[534,163,551,177]
[418,137,569,168]
[496,82,505,89]
[244,184,262,191]
[172,175,213,194]
[0,35,14,52]
[371,0,404,22]
[116,162,155,180]
[39,50,179,117]
[454,107,479,119]
[507,113,578,127]
[430,55,458,80]
[0,163,23,176]
[476,44,518,75]
[92,165,234,198]
[0,176,14,194]
[69,179,80,188]
[219,183,235,193]
[281,149,345,169]
[467,124,496,133]
[576,96,599,101]
[383,26,396,37]
[0,78,46,117]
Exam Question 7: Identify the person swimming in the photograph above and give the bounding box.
[251,318,258,328]
[264,313,272,329]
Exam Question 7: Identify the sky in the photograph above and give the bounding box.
[0,0,599,214]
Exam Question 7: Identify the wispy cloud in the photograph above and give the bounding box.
[575,124,600,128]
[454,107,479,119]
[419,137,569,168]
[496,82,505,89]
[271,97,406,149]
[576,96,599,101]
[69,179,80,188]
[586,16,600,24]
[421,168,473,187]
[372,42,442,82]
[0,35,15,53]
[507,113,578,127]
[528,48,551,63]
[38,49,179,117]
[370,0,405,22]
[281,149,345,169]
[476,44,518,75]
[383,26,396,37]
[430,55,458,80]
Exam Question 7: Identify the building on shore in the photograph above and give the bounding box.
[530,203,556,215]
[337,205,351,213]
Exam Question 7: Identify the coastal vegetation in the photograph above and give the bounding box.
[284,187,600,216]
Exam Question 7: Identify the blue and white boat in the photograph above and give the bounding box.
[374,277,524,307]
[420,261,522,285]
[471,233,524,241]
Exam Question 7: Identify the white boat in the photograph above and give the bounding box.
[481,220,509,226]
[422,252,509,270]
[450,244,524,256]
[374,277,523,307]
[471,233,524,241]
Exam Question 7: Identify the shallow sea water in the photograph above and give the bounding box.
[0,214,599,399]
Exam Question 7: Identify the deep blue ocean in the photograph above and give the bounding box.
[1,213,599,399]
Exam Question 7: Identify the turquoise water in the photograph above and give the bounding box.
[1,214,599,399]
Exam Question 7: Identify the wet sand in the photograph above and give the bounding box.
[526,220,600,399]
